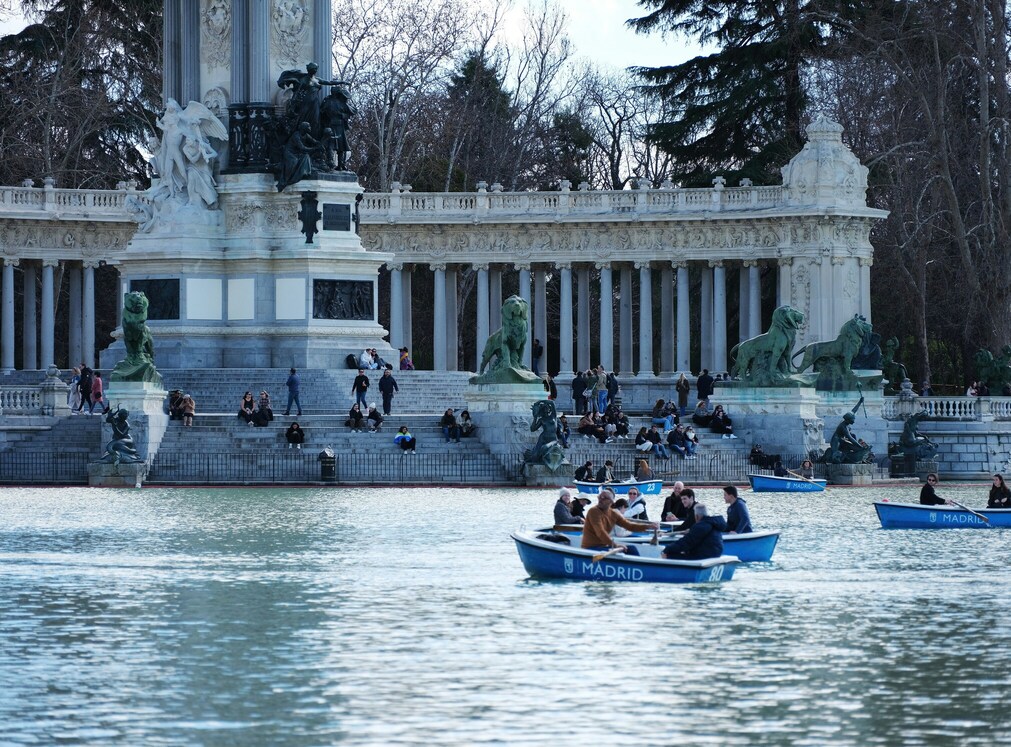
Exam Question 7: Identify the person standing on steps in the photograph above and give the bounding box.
[378,369,399,416]
[284,368,302,416]
[696,368,714,407]
[532,338,543,376]
[352,368,370,410]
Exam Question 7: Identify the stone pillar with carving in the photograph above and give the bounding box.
[22,261,37,370]
[637,261,654,377]
[860,257,872,323]
[446,266,458,371]
[1,258,17,372]
[748,261,762,338]
[516,264,532,369]
[660,263,674,375]
[576,266,591,372]
[777,257,792,309]
[474,263,490,372]
[83,261,97,368]
[619,265,633,376]
[700,264,713,370]
[597,262,613,372]
[41,260,57,370]
[534,268,547,374]
[67,261,82,367]
[676,262,690,372]
[388,263,403,351]
[712,260,727,373]
[489,265,502,332]
[432,264,447,371]
[557,263,573,377]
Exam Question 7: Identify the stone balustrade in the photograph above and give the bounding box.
[0,182,141,221]
[0,386,42,414]
[882,396,1011,421]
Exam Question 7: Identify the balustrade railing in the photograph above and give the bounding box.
[882,396,1011,421]
[0,387,42,414]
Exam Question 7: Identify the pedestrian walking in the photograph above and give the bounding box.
[284,368,302,416]
[378,368,399,415]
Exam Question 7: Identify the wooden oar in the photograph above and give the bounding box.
[787,469,830,492]
[592,546,625,562]
[649,526,660,545]
[949,499,991,524]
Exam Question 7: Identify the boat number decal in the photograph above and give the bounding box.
[564,558,574,574]
[929,512,937,523]
[580,562,645,581]
[708,565,725,582]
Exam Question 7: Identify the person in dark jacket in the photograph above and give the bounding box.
[351,368,370,409]
[662,481,686,521]
[988,474,1011,508]
[284,368,302,416]
[532,338,544,375]
[723,485,753,533]
[285,422,306,448]
[544,374,557,400]
[662,504,726,559]
[556,414,570,448]
[595,460,615,483]
[696,368,714,404]
[571,372,586,415]
[675,373,691,416]
[441,408,461,443]
[378,369,399,415]
[574,460,594,482]
[554,488,584,525]
[920,473,950,505]
[606,372,620,406]
[366,403,384,432]
[669,489,698,532]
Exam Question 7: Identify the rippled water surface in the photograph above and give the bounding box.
[2,484,1011,746]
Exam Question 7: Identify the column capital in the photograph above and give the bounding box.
[514,262,531,272]
[594,261,612,271]
[830,255,846,265]
[859,257,874,267]
[82,259,102,269]
[387,261,404,272]
[777,257,793,267]
[472,263,490,272]
[672,260,688,269]
[555,261,572,271]
[634,260,651,270]
[431,262,447,272]
[3,257,20,268]
[707,259,723,268]
[741,259,758,268]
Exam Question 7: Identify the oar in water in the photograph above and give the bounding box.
[949,499,991,524]
[787,469,830,491]
[592,546,625,562]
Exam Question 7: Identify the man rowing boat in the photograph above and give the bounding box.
[581,489,658,557]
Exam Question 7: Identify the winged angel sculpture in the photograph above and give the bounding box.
[127,99,228,232]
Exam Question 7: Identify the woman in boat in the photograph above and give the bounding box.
[346,402,365,432]
[394,425,416,452]
[710,405,736,438]
[554,488,583,525]
[919,473,951,505]
[634,459,654,482]
[285,422,305,449]
[611,499,634,537]
[987,474,1011,508]
[238,391,256,425]
[624,486,649,521]
[799,459,815,479]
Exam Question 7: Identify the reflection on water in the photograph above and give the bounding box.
[2,485,1011,745]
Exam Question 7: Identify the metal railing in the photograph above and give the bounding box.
[0,450,92,484]
[146,450,515,485]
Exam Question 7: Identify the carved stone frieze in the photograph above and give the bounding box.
[0,220,130,257]
[201,0,231,67]
[271,0,309,65]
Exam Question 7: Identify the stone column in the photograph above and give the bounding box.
[83,261,97,368]
[180,0,201,103]
[860,257,873,322]
[246,0,272,170]
[230,0,249,103]
[819,253,834,339]
[637,261,654,377]
[401,267,413,354]
[475,264,490,371]
[22,261,37,370]
[389,263,403,350]
[675,262,690,372]
[576,266,591,372]
[619,266,633,375]
[738,264,750,344]
[1,259,16,372]
[534,269,547,373]
[313,0,333,81]
[432,264,447,371]
[67,262,80,367]
[778,257,792,308]
[162,0,181,106]
[489,266,502,331]
[557,263,573,377]
[516,264,532,369]
[748,262,762,337]
[446,266,458,371]
[597,262,613,371]
[41,260,56,370]
[660,263,674,375]
[712,261,727,373]
[700,265,713,370]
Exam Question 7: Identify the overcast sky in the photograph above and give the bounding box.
[0,0,701,71]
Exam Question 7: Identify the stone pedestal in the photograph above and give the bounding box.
[821,462,874,486]
[88,462,149,488]
[716,385,823,457]
[523,462,574,486]
[467,382,544,465]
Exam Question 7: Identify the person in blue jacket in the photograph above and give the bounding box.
[723,484,753,533]
[662,504,726,559]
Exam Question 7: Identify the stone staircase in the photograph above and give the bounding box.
[0,414,102,484]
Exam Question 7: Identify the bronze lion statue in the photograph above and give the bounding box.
[110,291,163,385]
[793,314,870,375]
[479,295,530,375]
[730,305,805,386]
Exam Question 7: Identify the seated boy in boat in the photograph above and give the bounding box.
[581,489,658,556]
[662,504,726,560]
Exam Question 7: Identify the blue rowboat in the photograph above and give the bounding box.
[874,501,1011,529]
[512,530,739,584]
[574,479,664,496]
[542,527,780,563]
[748,473,826,492]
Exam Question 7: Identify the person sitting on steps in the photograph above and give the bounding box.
[394,425,416,453]
[253,390,273,427]
[238,391,255,425]
[441,408,462,443]
[346,403,365,432]
[366,403,383,432]
[710,404,737,438]
[285,422,305,449]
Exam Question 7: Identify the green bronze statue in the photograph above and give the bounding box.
[471,295,541,385]
[792,315,872,391]
[898,409,937,460]
[524,399,566,472]
[97,407,144,464]
[729,305,805,386]
[822,396,873,464]
[110,291,163,386]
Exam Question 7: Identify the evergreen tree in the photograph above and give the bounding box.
[629,0,862,186]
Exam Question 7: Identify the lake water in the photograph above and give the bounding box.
[1,484,1010,746]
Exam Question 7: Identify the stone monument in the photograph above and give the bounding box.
[102,1,393,370]
[522,399,570,485]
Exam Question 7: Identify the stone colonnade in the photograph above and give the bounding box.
[0,258,100,372]
[386,258,788,376]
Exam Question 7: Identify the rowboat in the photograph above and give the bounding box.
[574,479,663,496]
[874,501,1011,529]
[747,473,826,492]
[543,526,780,563]
[512,530,739,584]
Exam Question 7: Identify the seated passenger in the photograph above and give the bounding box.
[673,489,698,533]
[238,391,255,425]
[580,489,659,557]
[394,425,416,452]
[723,485,753,533]
[612,499,633,537]
[285,422,305,449]
[554,487,584,525]
[634,459,654,482]
[595,459,615,484]
[662,482,687,521]
[624,486,649,521]
[799,459,815,479]
[920,473,951,505]
[570,495,592,520]
[346,403,365,432]
[773,459,788,477]
[988,474,1011,508]
[574,460,594,482]
[661,503,726,559]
